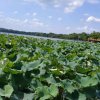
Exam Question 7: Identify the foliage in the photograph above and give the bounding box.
[0,28,100,41]
[0,34,100,100]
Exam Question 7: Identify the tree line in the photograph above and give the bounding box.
[0,28,100,41]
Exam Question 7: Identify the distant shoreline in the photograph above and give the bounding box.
[0,28,100,42]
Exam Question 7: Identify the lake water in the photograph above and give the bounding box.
[0,32,82,42]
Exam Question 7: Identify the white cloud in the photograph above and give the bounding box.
[65,26,70,30]
[86,16,100,22]
[89,27,98,31]
[13,11,18,14]
[32,18,39,21]
[0,11,3,15]
[0,11,4,17]
[26,13,30,16]
[87,0,100,4]
[24,0,85,13]
[26,12,37,16]
[57,17,62,21]
[77,26,89,32]
[37,0,85,13]
[23,0,99,13]
[54,4,60,8]
[76,25,98,32]
[0,13,47,31]
[80,18,84,22]
[64,0,85,13]
[48,16,52,19]
[23,0,34,3]
[23,19,28,23]
[84,13,89,16]
[33,12,37,16]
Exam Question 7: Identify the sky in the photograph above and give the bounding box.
[0,0,100,34]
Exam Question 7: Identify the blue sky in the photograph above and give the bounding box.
[0,0,100,34]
